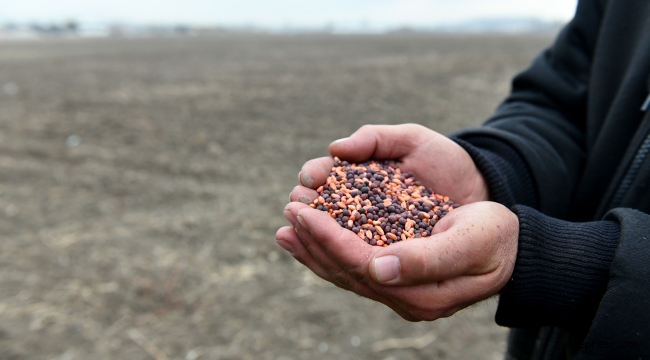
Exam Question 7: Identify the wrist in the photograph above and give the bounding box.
[496,205,620,329]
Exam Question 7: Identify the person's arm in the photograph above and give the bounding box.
[453,0,605,218]
[452,1,650,353]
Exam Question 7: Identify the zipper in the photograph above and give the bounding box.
[606,93,650,209]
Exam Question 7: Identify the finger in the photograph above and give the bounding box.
[329,124,438,162]
[368,228,480,285]
[287,210,420,321]
[368,203,511,285]
[289,185,319,205]
[293,204,380,283]
[286,201,375,286]
[299,157,334,189]
[276,226,334,282]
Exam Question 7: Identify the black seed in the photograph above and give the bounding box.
[361,187,369,193]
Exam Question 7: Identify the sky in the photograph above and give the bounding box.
[1,0,579,29]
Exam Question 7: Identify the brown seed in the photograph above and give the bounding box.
[377,240,384,246]
[387,233,397,241]
[375,226,385,235]
[366,230,372,239]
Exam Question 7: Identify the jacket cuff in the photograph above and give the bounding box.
[496,205,620,329]
[452,136,537,208]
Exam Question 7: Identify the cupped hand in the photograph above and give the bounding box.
[296,124,489,207]
[276,201,518,321]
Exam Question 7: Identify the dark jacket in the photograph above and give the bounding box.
[452,0,650,358]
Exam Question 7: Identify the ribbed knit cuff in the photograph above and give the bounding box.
[496,205,621,330]
[452,137,537,208]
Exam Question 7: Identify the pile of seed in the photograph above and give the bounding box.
[310,157,459,246]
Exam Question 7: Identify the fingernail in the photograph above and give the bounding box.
[283,209,296,227]
[374,256,400,283]
[332,137,349,144]
[276,239,294,254]
[296,214,307,228]
[298,195,312,204]
[299,171,313,187]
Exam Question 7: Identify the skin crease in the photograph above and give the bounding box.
[276,124,519,322]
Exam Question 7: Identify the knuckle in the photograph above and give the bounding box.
[342,263,369,282]
[329,268,353,289]
[409,308,444,322]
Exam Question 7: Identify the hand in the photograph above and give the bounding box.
[296,124,489,207]
[276,201,518,321]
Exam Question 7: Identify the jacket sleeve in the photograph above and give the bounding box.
[450,0,650,344]
[453,0,604,219]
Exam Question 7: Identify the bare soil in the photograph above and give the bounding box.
[0,33,553,360]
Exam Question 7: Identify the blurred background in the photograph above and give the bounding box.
[0,1,575,359]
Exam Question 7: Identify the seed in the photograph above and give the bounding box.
[312,157,459,246]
